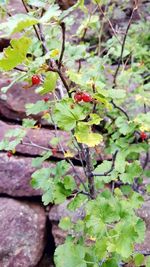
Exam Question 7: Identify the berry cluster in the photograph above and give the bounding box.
[74,92,93,103]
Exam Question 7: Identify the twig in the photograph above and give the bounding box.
[142,101,149,169]
[72,138,87,177]
[85,147,95,199]
[96,2,122,45]
[111,100,130,121]
[66,158,88,192]
[145,139,149,173]
[37,23,49,54]
[50,67,70,95]
[14,67,27,72]
[58,22,66,69]
[92,83,97,113]
[21,0,48,54]
[76,190,91,198]
[0,5,12,17]
[113,5,137,88]
[21,140,51,151]
[93,150,118,177]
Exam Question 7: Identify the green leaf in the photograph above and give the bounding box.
[31,168,51,189]
[115,151,126,173]
[5,128,26,139]
[0,128,26,151]
[63,175,76,191]
[146,256,150,267]
[52,160,70,178]
[42,188,54,205]
[54,183,70,204]
[108,89,126,99]
[0,14,38,36]
[75,122,103,147]
[85,215,106,237]
[36,72,58,95]
[68,194,87,211]
[22,118,36,128]
[120,161,142,184]
[32,151,52,168]
[115,117,131,135]
[134,112,150,131]
[0,37,31,71]
[102,259,119,267]
[134,253,144,266]
[40,4,61,23]
[54,99,87,131]
[86,113,103,126]
[26,100,49,115]
[94,161,112,176]
[134,218,146,243]
[147,184,150,194]
[54,241,86,267]
[59,217,72,231]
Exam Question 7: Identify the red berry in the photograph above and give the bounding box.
[74,92,83,102]
[52,148,57,156]
[7,151,13,158]
[7,79,11,83]
[82,92,92,102]
[43,97,49,102]
[32,75,41,85]
[140,131,147,141]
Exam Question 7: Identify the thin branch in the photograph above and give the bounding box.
[50,67,70,95]
[14,67,27,72]
[96,2,122,45]
[37,23,49,54]
[21,0,48,53]
[58,22,66,69]
[21,0,29,12]
[72,138,87,177]
[0,5,12,16]
[21,140,51,151]
[93,150,118,177]
[111,100,130,121]
[85,147,95,199]
[66,158,88,192]
[143,103,149,169]
[113,5,137,88]
[76,190,91,198]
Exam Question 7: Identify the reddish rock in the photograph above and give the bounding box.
[0,153,85,197]
[50,224,66,246]
[0,198,46,267]
[0,121,71,157]
[0,153,42,196]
